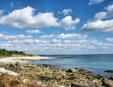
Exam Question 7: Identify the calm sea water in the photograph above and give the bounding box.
[32,54,113,77]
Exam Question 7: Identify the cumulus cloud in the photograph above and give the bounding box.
[40,33,87,39]
[105,38,113,42]
[59,9,72,15]
[52,39,61,43]
[40,34,55,39]
[60,16,80,30]
[94,12,107,20]
[82,4,113,33]
[0,33,32,40]
[0,6,79,30]
[0,6,58,28]
[1,33,113,54]
[26,29,41,34]
[58,33,87,39]
[89,0,104,5]
[0,10,4,16]
[82,19,113,32]
[8,39,50,44]
[95,4,113,20]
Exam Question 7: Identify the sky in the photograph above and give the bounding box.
[0,0,113,54]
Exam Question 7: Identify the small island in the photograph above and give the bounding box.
[0,49,113,87]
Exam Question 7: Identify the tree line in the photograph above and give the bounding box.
[0,49,26,57]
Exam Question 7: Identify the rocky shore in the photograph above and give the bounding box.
[0,62,113,87]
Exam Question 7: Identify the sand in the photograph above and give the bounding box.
[0,56,52,64]
[0,56,53,76]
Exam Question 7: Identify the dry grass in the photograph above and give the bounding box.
[0,73,54,87]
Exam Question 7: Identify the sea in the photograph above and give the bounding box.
[32,54,113,77]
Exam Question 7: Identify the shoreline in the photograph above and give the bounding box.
[0,56,113,87]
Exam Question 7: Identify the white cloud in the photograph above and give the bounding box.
[0,6,58,28]
[8,39,50,45]
[82,19,113,32]
[1,33,113,54]
[60,9,72,15]
[95,4,113,20]
[82,4,113,33]
[105,38,113,42]
[40,33,87,39]
[26,29,41,34]
[0,6,80,30]
[95,12,107,20]
[60,16,80,30]
[52,39,61,43]
[0,10,4,16]
[58,33,87,39]
[0,33,32,40]
[40,34,55,39]
[64,39,87,44]
[89,0,104,5]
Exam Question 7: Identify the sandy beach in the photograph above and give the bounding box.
[0,56,53,64]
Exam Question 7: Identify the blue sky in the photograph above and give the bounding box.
[0,0,113,54]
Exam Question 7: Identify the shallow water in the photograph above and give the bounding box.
[32,54,113,77]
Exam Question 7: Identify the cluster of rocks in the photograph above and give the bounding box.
[0,62,113,87]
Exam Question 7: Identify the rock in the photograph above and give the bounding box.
[66,69,73,73]
[102,78,113,87]
[71,82,89,87]
[66,68,79,73]
[3,63,113,87]
[89,79,102,87]
[71,69,79,73]
[104,70,113,73]
[79,68,92,73]
[110,76,113,80]
[96,74,103,79]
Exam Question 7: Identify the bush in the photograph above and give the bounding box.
[0,49,26,57]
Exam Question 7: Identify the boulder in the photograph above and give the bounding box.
[89,79,102,87]
[102,78,113,87]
